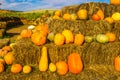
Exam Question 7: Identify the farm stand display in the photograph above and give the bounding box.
[0,2,120,80]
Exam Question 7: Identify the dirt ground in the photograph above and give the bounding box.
[6,24,29,42]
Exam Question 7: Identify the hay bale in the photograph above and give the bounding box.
[49,19,112,35]
[0,22,7,29]
[0,38,10,48]
[61,2,120,18]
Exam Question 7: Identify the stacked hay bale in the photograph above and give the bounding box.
[0,22,7,38]
[9,2,120,80]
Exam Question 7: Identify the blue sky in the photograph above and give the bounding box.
[0,0,109,11]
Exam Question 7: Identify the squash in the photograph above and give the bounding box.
[47,32,55,42]
[77,9,88,19]
[63,13,71,20]
[70,14,78,20]
[85,36,93,43]
[96,34,109,43]
[20,29,32,38]
[53,15,60,19]
[114,56,120,71]
[4,52,14,65]
[105,17,114,24]
[49,63,56,72]
[74,34,84,45]
[0,63,4,73]
[11,64,23,74]
[68,52,83,74]
[56,61,68,75]
[106,32,116,42]
[54,33,65,46]
[62,30,74,44]
[23,65,32,74]
[31,31,46,46]
[39,46,48,72]
[112,12,120,21]
[110,0,120,5]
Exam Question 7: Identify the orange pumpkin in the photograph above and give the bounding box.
[92,14,101,21]
[31,32,46,46]
[77,9,88,19]
[63,13,71,20]
[74,34,84,45]
[106,32,116,42]
[68,53,83,74]
[20,29,32,38]
[54,10,61,17]
[2,46,11,52]
[56,61,68,75]
[0,63,4,73]
[110,0,120,5]
[54,33,65,46]
[96,9,104,20]
[11,64,23,74]
[35,23,49,36]
[62,30,74,44]
[114,56,120,71]
[4,52,14,65]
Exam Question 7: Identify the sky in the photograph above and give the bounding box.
[0,0,109,11]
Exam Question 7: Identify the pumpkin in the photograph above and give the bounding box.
[4,52,14,65]
[11,64,23,74]
[62,30,74,44]
[0,49,2,57]
[68,53,83,74]
[2,46,11,52]
[74,34,84,45]
[0,58,5,64]
[114,56,120,71]
[54,33,65,46]
[56,61,68,75]
[53,15,60,19]
[92,14,101,21]
[63,13,71,20]
[85,36,93,43]
[23,65,32,73]
[106,32,116,42]
[112,12,120,21]
[20,29,32,38]
[77,9,88,19]
[35,23,49,36]
[49,63,56,72]
[0,63,4,73]
[96,34,109,43]
[39,46,48,72]
[31,32,46,46]
[96,9,104,20]
[110,0,120,5]
[70,14,78,20]
[105,17,114,24]
[54,10,61,17]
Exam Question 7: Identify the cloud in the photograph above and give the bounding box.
[0,0,109,11]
